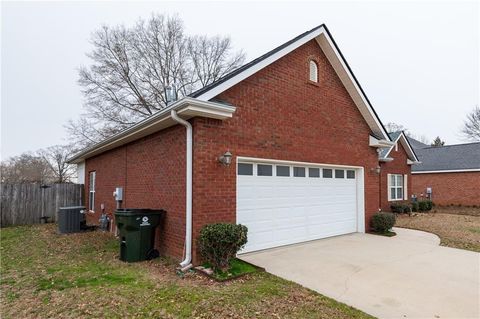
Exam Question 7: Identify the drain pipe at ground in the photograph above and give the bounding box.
[171,110,193,271]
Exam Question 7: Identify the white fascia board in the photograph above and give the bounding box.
[397,132,419,162]
[195,30,323,101]
[412,169,480,174]
[380,157,394,162]
[407,159,421,165]
[378,132,419,162]
[68,98,235,164]
[369,135,395,148]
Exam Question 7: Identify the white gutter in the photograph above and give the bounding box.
[412,168,480,174]
[171,110,193,270]
[67,97,235,164]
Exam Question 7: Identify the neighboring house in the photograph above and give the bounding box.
[69,24,413,266]
[408,139,480,206]
[378,131,419,212]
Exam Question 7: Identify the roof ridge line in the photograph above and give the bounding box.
[420,141,480,149]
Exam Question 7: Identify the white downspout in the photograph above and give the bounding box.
[171,110,193,270]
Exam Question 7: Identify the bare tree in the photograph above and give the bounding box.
[431,136,445,147]
[0,153,53,184]
[39,145,77,183]
[461,106,480,141]
[384,122,429,144]
[188,35,245,87]
[384,122,407,134]
[69,14,245,148]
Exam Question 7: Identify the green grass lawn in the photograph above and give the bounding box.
[0,224,374,318]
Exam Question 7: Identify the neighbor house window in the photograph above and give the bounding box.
[388,174,404,201]
[89,171,96,211]
[309,60,318,82]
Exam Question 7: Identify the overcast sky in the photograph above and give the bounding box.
[1,1,479,159]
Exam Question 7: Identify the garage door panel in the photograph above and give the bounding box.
[237,161,359,253]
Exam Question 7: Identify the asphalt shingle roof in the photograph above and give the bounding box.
[406,137,429,150]
[412,142,480,172]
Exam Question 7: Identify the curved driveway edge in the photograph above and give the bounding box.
[240,227,480,319]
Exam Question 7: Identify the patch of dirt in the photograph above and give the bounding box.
[432,206,480,217]
[396,211,480,252]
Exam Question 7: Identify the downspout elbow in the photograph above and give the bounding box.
[171,110,193,270]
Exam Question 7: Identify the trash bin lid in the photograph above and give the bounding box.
[115,208,165,216]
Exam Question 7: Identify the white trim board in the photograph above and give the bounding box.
[237,156,364,169]
[412,169,480,174]
[381,131,419,162]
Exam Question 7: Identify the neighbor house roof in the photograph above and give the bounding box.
[412,142,480,173]
[406,136,429,150]
[69,24,392,164]
[379,131,419,163]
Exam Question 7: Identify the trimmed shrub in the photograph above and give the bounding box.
[418,200,433,212]
[199,223,248,271]
[411,201,419,212]
[371,212,396,233]
[390,202,410,213]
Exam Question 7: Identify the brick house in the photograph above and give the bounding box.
[408,139,480,206]
[69,25,418,266]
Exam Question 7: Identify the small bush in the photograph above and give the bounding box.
[390,202,411,213]
[411,201,419,212]
[418,200,433,212]
[199,223,248,271]
[371,212,396,233]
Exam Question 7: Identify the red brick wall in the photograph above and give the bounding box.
[191,39,381,262]
[379,142,412,211]
[412,172,480,206]
[85,125,187,258]
[85,39,384,264]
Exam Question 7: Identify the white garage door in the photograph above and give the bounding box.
[237,159,360,253]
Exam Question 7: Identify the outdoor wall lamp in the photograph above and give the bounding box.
[218,151,232,166]
[371,165,381,174]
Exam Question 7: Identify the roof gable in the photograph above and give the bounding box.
[191,24,390,141]
[380,131,419,162]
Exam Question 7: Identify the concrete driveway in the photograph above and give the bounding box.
[240,228,480,319]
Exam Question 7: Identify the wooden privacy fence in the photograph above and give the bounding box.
[1,183,84,227]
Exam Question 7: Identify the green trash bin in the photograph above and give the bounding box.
[114,208,165,262]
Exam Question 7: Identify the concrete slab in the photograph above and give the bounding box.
[240,227,480,319]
